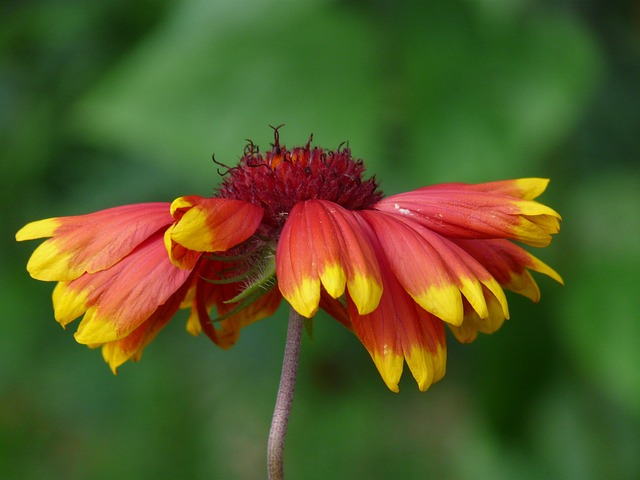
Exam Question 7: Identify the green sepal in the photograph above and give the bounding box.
[199,265,258,285]
[224,254,276,305]
[204,243,278,324]
[210,286,274,323]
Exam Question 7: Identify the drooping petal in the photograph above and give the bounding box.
[276,200,382,318]
[373,179,561,247]
[348,225,447,392]
[169,196,263,253]
[361,210,509,326]
[16,203,173,281]
[182,258,229,337]
[452,238,563,301]
[350,293,448,393]
[185,259,282,348]
[448,290,508,343]
[349,292,404,392]
[100,280,192,373]
[52,281,91,327]
[55,231,193,344]
[211,287,282,349]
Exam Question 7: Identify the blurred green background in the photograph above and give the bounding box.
[2,0,639,478]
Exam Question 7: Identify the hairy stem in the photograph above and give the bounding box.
[267,307,304,480]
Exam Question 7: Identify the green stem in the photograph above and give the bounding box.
[267,307,304,480]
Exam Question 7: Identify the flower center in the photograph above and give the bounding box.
[216,130,383,236]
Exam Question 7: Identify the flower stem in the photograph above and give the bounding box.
[267,307,304,480]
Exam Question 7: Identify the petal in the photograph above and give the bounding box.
[275,205,321,317]
[453,238,563,302]
[348,292,403,392]
[15,217,60,241]
[343,213,386,314]
[212,287,282,349]
[373,179,561,247]
[100,280,191,373]
[182,258,229,337]
[16,203,173,281]
[52,281,91,327]
[170,196,263,252]
[421,178,551,200]
[448,291,507,343]
[186,260,282,348]
[61,231,193,344]
[348,234,447,392]
[362,211,509,326]
[276,200,382,318]
[164,225,201,270]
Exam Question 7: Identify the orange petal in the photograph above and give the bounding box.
[16,203,173,281]
[348,236,447,392]
[373,179,561,247]
[275,204,321,318]
[453,238,563,302]
[183,259,227,336]
[276,200,382,318]
[170,196,263,253]
[163,225,201,270]
[62,231,193,344]
[420,178,551,200]
[100,280,191,373]
[348,293,403,392]
[448,291,508,343]
[362,211,509,326]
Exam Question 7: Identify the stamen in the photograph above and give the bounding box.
[211,154,234,177]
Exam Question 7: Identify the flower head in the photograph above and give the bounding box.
[16,130,562,391]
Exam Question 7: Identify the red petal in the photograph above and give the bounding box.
[348,229,447,392]
[373,180,560,247]
[100,280,192,373]
[17,203,173,281]
[453,238,563,301]
[276,200,382,318]
[417,178,551,200]
[185,258,282,348]
[55,231,193,344]
[361,211,509,326]
[170,196,263,252]
[448,293,507,343]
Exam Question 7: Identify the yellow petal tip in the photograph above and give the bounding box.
[371,349,403,393]
[414,283,464,326]
[348,274,383,315]
[283,277,320,319]
[15,218,60,242]
[319,263,346,299]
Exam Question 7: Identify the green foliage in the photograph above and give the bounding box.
[2,0,639,479]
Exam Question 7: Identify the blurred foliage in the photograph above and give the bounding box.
[2,0,640,479]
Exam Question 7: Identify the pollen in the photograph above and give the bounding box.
[394,203,411,215]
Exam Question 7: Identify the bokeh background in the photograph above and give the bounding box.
[2,0,639,478]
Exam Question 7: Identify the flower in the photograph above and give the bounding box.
[16,130,562,391]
